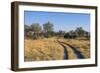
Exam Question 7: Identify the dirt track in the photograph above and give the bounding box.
[57,40,85,59]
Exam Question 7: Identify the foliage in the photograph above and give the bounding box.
[24,22,90,40]
[31,23,41,33]
[27,31,33,38]
[64,27,90,39]
[31,23,42,39]
[43,21,54,33]
[42,22,54,38]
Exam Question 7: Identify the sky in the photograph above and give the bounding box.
[24,11,90,32]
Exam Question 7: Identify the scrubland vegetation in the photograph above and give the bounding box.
[24,21,90,61]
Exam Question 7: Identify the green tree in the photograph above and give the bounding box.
[43,21,53,32]
[24,24,31,37]
[43,21,54,37]
[24,24,30,31]
[31,23,41,33]
[64,30,76,39]
[31,23,42,39]
[75,27,85,37]
[57,30,66,37]
[27,31,34,38]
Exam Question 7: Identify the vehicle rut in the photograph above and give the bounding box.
[57,40,68,59]
[57,40,85,59]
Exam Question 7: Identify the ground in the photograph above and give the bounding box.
[24,37,90,62]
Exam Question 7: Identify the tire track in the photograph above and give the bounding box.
[57,40,68,59]
[57,40,85,59]
[65,43,84,59]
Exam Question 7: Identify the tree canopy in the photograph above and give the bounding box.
[43,21,54,33]
[24,22,90,40]
[31,23,42,33]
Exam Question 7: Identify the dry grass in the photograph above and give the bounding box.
[58,39,90,58]
[24,38,64,61]
[62,43,77,59]
[25,38,90,61]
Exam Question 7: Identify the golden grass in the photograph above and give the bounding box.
[58,39,90,58]
[25,38,90,61]
[62,43,77,59]
[24,38,64,61]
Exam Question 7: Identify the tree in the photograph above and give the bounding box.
[27,31,34,38]
[31,23,42,39]
[84,31,90,39]
[64,33,70,39]
[57,30,66,37]
[24,24,30,31]
[43,21,54,37]
[24,24,31,37]
[43,21,54,32]
[68,30,76,39]
[31,23,41,33]
[75,27,85,37]
[64,30,76,39]
[74,27,90,39]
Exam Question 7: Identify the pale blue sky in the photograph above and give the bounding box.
[24,11,90,32]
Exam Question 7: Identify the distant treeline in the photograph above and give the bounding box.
[24,21,90,39]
